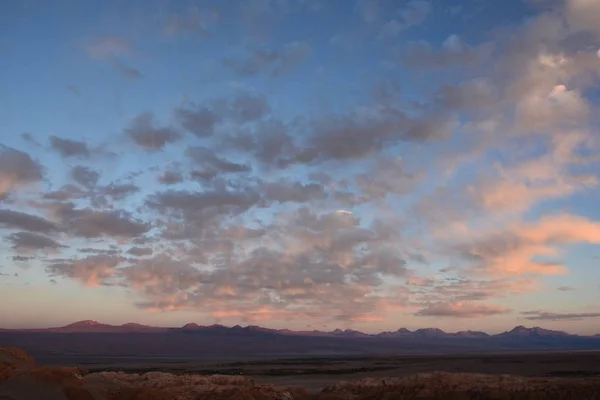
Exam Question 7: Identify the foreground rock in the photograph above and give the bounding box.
[2,347,600,399]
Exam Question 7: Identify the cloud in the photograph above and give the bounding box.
[0,209,58,233]
[557,286,575,291]
[99,183,139,200]
[5,0,600,328]
[185,146,251,175]
[70,166,100,189]
[565,0,600,36]
[228,91,270,123]
[127,247,153,256]
[225,41,312,77]
[112,60,142,80]
[355,157,422,199]
[49,136,90,158]
[147,188,260,219]
[175,104,221,138]
[54,203,150,238]
[46,254,124,286]
[522,310,600,321]
[8,231,65,251]
[0,147,43,196]
[449,213,600,277]
[125,113,181,151]
[158,170,184,185]
[100,207,410,321]
[415,302,512,318]
[260,179,327,203]
[43,184,89,201]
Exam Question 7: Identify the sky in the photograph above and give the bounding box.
[1,0,600,335]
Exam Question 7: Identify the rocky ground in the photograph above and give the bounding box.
[2,347,600,399]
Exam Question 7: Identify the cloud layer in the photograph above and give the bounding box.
[2,0,600,330]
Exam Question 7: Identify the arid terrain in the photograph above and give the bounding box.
[2,323,600,398]
[2,347,600,399]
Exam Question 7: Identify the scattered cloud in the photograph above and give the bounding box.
[557,286,575,291]
[3,0,600,328]
[0,209,58,233]
[49,136,90,158]
[8,231,65,251]
[0,147,43,196]
[125,113,181,151]
[70,166,100,189]
[415,302,512,318]
[522,310,600,321]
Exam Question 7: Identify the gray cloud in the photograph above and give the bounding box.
[8,231,65,251]
[557,286,575,291]
[70,166,100,189]
[55,203,150,238]
[49,136,90,158]
[0,209,58,233]
[175,104,221,138]
[355,157,422,200]
[228,91,270,123]
[158,170,184,185]
[223,119,299,168]
[522,311,600,321]
[415,302,512,318]
[112,59,142,80]
[185,146,251,175]
[43,184,89,201]
[148,188,260,217]
[0,147,43,195]
[99,182,139,200]
[260,179,327,203]
[127,246,153,256]
[125,113,181,151]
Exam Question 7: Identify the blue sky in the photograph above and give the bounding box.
[1,0,600,334]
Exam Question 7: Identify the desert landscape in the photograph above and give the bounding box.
[2,346,600,399]
[2,322,600,398]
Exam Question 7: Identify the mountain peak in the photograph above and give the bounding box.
[181,323,201,329]
[501,326,570,337]
[67,320,101,327]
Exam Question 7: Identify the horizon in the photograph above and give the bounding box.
[4,319,595,336]
[2,0,600,336]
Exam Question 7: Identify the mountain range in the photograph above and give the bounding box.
[2,320,597,338]
[2,321,600,361]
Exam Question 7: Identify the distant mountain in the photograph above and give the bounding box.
[331,329,371,338]
[413,328,448,338]
[377,328,413,338]
[495,325,570,338]
[453,330,490,338]
[2,321,598,339]
[35,320,167,333]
